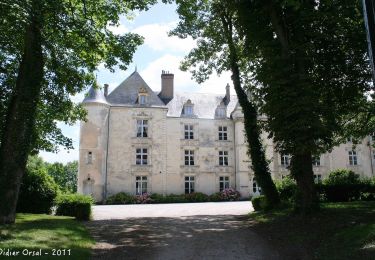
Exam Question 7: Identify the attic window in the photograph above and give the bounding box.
[183,99,194,116]
[138,87,148,105]
[215,101,226,118]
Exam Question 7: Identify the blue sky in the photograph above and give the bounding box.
[40,1,232,163]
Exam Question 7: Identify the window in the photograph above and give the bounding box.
[312,156,320,166]
[185,150,195,166]
[348,150,358,166]
[184,125,194,139]
[216,107,226,118]
[136,148,148,165]
[184,105,193,115]
[347,136,353,142]
[219,176,230,191]
[218,126,228,141]
[281,154,290,167]
[87,151,93,164]
[371,132,375,142]
[252,178,262,193]
[136,120,148,137]
[136,176,147,195]
[185,176,195,194]
[314,174,322,183]
[139,94,147,105]
[219,151,229,166]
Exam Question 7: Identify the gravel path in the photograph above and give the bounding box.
[85,202,280,260]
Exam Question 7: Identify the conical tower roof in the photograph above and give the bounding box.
[82,81,108,105]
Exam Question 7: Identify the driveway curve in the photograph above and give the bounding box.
[85,202,280,259]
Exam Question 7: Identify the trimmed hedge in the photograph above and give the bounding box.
[252,195,268,211]
[17,168,60,214]
[105,189,241,205]
[55,194,94,220]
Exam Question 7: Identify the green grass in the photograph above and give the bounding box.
[0,214,94,259]
[248,201,375,259]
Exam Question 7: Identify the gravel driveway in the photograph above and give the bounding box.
[85,202,280,259]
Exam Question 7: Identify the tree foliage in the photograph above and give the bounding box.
[47,161,78,193]
[0,0,157,224]
[172,0,280,206]
[234,0,373,212]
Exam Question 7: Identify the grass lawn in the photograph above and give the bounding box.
[0,214,94,259]
[248,201,375,259]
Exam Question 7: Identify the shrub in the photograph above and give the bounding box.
[55,193,94,220]
[135,193,152,204]
[252,195,268,211]
[220,188,241,201]
[209,192,223,202]
[151,193,188,203]
[17,168,60,214]
[106,192,136,204]
[323,169,360,185]
[185,192,209,202]
[276,176,297,202]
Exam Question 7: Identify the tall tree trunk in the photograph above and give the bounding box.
[291,152,318,213]
[220,13,280,207]
[0,12,44,224]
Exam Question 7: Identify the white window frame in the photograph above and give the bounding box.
[312,156,320,166]
[219,151,229,166]
[139,94,147,105]
[281,154,290,167]
[217,107,226,118]
[185,176,195,194]
[184,150,195,166]
[252,178,262,193]
[184,125,194,139]
[219,176,230,191]
[184,105,193,115]
[314,174,322,183]
[348,150,358,166]
[136,148,148,165]
[218,126,228,141]
[137,120,148,138]
[136,176,148,195]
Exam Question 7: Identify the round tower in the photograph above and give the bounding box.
[78,82,110,202]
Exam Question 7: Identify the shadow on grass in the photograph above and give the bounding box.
[247,201,375,260]
[0,214,93,260]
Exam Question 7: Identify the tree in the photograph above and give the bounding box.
[234,0,372,212]
[0,0,157,224]
[47,161,78,193]
[172,0,280,206]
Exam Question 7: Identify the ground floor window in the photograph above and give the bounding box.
[252,178,262,193]
[136,176,148,195]
[185,176,195,194]
[314,174,322,183]
[219,176,230,191]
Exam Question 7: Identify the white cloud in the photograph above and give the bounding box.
[140,54,233,94]
[132,22,196,53]
[107,24,129,35]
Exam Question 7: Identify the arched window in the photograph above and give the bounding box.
[138,87,148,105]
[183,99,194,116]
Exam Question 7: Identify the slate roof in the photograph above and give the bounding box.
[82,82,108,105]
[82,71,240,119]
[106,71,165,106]
[166,92,238,119]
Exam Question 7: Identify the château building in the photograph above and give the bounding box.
[78,70,375,202]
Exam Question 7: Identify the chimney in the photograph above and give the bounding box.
[225,83,230,104]
[160,70,174,103]
[104,84,109,97]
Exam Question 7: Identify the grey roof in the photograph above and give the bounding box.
[166,92,238,119]
[82,83,108,104]
[107,71,165,106]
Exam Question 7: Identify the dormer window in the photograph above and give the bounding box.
[183,99,194,116]
[215,101,226,118]
[138,87,148,105]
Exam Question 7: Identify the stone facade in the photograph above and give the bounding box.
[78,71,375,202]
